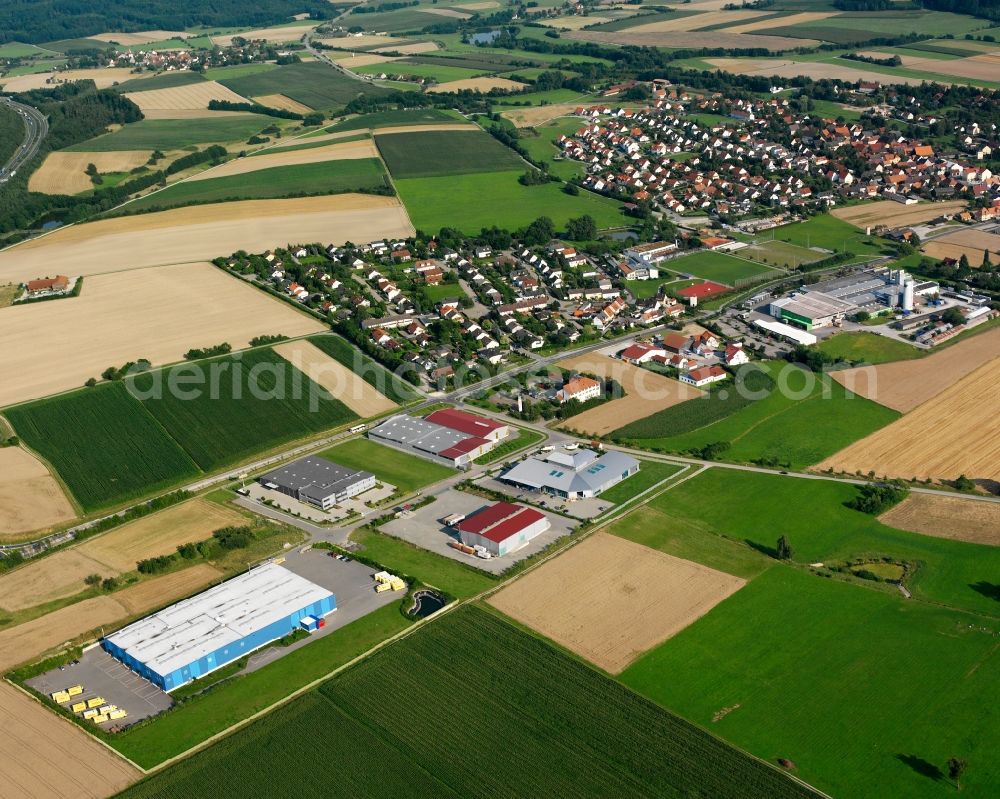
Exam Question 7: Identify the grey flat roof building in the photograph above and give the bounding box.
[369,415,468,454]
[259,456,375,509]
[501,449,640,499]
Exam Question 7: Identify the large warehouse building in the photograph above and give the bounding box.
[102,563,335,691]
[453,502,550,557]
[769,292,857,330]
[501,449,640,500]
[258,456,375,510]
[369,408,510,467]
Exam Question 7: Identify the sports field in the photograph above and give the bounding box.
[739,239,821,269]
[395,170,625,233]
[317,438,454,493]
[0,446,76,538]
[118,606,817,798]
[65,116,269,151]
[768,213,885,256]
[670,250,779,285]
[376,129,524,178]
[0,262,324,408]
[816,331,922,365]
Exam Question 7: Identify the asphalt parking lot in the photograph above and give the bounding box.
[381,488,577,575]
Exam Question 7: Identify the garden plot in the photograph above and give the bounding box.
[489,532,745,673]
[28,150,152,195]
[0,447,76,538]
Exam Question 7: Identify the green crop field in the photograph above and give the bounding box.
[219,62,396,110]
[203,63,278,81]
[612,361,898,469]
[5,383,199,511]
[0,41,53,57]
[351,528,494,599]
[337,6,447,33]
[354,61,487,83]
[318,438,453,493]
[621,565,1000,798]
[598,460,684,506]
[816,331,923,365]
[134,348,357,471]
[251,133,370,154]
[376,129,525,179]
[111,602,410,768]
[65,117,270,151]
[122,158,388,212]
[307,334,419,404]
[671,251,779,285]
[326,108,463,132]
[395,170,625,233]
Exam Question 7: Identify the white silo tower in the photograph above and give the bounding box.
[903,280,915,312]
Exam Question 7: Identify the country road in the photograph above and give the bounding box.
[0,97,47,182]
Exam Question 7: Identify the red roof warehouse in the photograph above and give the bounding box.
[454,502,551,557]
[425,408,508,441]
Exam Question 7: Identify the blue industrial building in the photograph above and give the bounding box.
[102,563,335,691]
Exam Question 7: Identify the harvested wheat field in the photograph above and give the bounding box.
[880,493,1000,546]
[0,263,324,407]
[318,35,404,49]
[707,57,794,73]
[924,227,1000,263]
[0,68,146,92]
[904,52,1000,81]
[557,352,703,436]
[0,682,140,799]
[211,24,317,46]
[423,7,472,18]
[820,357,1000,482]
[272,339,397,416]
[539,15,611,29]
[0,447,76,539]
[763,61,926,85]
[0,564,221,670]
[455,1,498,8]
[832,199,968,229]
[502,102,593,127]
[372,40,439,54]
[28,151,151,195]
[489,532,745,673]
[630,10,767,32]
[0,195,415,285]
[189,139,378,182]
[569,29,819,51]
[428,76,527,93]
[330,52,392,66]
[252,93,314,113]
[375,122,477,134]
[722,11,836,32]
[0,500,242,613]
[92,30,187,45]
[123,81,249,116]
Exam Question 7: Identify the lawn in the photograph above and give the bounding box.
[110,602,410,768]
[326,108,463,132]
[395,170,625,234]
[375,129,525,179]
[598,459,684,506]
[351,527,495,599]
[472,428,546,465]
[620,567,1000,799]
[219,61,396,109]
[122,158,388,212]
[420,281,465,303]
[318,438,454,493]
[642,468,1000,616]
[117,606,821,798]
[307,334,420,404]
[670,251,779,286]
[65,117,271,151]
[133,348,357,471]
[5,383,199,511]
[612,361,899,469]
[768,213,887,256]
[816,331,923,365]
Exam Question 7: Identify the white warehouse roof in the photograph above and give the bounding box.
[753,319,818,346]
[105,563,331,677]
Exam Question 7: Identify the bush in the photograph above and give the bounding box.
[845,482,908,514]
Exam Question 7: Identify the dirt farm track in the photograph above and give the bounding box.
[0,682,139,799]
[488,532,745,673]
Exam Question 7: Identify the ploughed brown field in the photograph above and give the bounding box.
[0,262,324,408]
[488,532,745,673]
[0,682,139,799]
[880,493,1000,547]
[832,199,968,228]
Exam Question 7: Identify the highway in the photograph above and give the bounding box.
[0,97,47,183]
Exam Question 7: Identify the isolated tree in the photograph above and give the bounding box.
[776,535,793,561]
[85,162,98,177]
[947,757,967,791]
[983,249,993,268]
[566,215,597,241]
[958,253,970,270]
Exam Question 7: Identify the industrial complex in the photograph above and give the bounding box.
[258,456,375,510]
[369,408,510,467]
[452,502,551,557]
[500,448,640,500]
[102,564,335,692]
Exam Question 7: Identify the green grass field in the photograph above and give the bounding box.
[671,251,779,286]
[599,460,684,506]
[122,158,388,212]
[219,62,396,110]
[354,61,487,83]
[351,528,494,598]
[768,214,887,257]
[203,63,279,81]
[472,428,546,465]
[612,361,898,469]
[395,170,625,234]
[65,117,270,151]
[515,117,588,180]
[318,438,454,493]
[326,108,462,132]
[5,383,199,511]
[420,281,465,303]
[741,239,822,269]
[111,602,410,768]
[307,334,419,404]
[376,129,524,179]
[0,41,54,57]
[620,566,1000,798]
[816,331,922,365]
[134,348,357,471]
